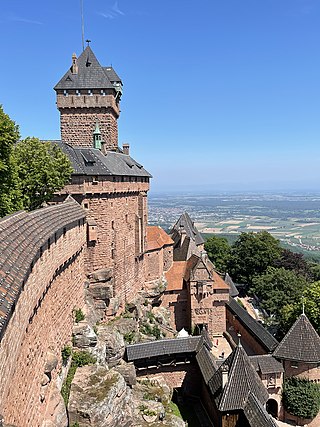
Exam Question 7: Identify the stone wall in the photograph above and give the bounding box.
[56,91,120,150]
[59,178,150,311]
[0,223,86,427]
[226,307,268,355]
[162,289,189,332]
[145,249,164,282]
[137,362,201,395]
[190,291,229,337]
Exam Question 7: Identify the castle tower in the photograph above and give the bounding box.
[54,45,122,151]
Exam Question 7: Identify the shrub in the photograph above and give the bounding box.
[123,331,135,344]
[61,346,72,365]
[74,308,85,323]
[282,377,320,419]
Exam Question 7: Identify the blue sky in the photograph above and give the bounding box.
[1,0,320,192]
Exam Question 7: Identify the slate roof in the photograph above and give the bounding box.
[170,212,204,247]
[227,297,278,352]
[243,392,279,427]
[273,314,320,363]
[249,354,284,374]
[126,336,202,361]
[0,197,85,340]
[49,141,152,178]
[54,46,121,91]
[209,343,269,412]
[196,345,217,384]
[224,273,239,297]
[146,226,174,251]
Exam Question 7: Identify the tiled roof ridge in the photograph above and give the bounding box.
[273,313,320,362]
[0,198,85,341]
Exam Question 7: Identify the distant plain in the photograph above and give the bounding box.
[148,192,320,260]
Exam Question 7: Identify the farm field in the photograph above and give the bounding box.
[148,192,320,260]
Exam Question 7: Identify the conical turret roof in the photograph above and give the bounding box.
[209,342,268,412]
[273,313,320,363]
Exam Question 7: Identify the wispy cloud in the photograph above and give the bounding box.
[9,16,43,25]
[99,1,125,20]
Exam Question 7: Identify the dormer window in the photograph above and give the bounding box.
[76,90,81,96]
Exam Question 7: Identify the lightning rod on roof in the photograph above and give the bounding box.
[81,0,85,51]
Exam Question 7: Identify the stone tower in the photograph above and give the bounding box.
[54,45,122,151]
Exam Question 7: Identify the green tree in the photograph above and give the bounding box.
[228,231,282,285]
[0,105,22,216]
[204,235,231,272]
[282,281,320,335]
[251,267,307,329]
[283,377,320,419]
[13,137,72,211]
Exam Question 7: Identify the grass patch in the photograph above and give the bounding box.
[61,351,96,406]
[168,401,183,419]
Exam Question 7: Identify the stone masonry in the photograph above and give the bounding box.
[0,199,86,427]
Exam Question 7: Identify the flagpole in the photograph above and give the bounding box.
[81,0,85,51]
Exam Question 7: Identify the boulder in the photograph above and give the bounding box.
[144,275,167,298]
[73,323,97,349]
[89,268,113,283]
[114,362,136,386]
[88,282,114,301]
[44,352,58,375]
[68,366,133,427]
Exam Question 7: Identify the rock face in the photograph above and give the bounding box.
[91,326,125,367]
[73,322,98,349]
[68,366,133,427]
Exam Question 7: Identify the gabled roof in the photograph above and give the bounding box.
[54,46,121,90]
[126,336,202,361]
[146,226,173,251]
[227,297,278,353]
[209,343,269,412]
[165,261,187,291]
[243,392,279,427]
[170,212,204,247]
[48,141,152,178]
[249,354,284,375]
[224,273,239,297]
[273,314,320,363]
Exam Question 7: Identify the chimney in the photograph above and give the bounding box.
[221,363,229,389]
[122,143,130,155]
[71,53,78,74]
[180,226,186,246]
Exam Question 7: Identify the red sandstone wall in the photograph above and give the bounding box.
[226,308,268,355]
[145,249,163,281]
[163,246,173,272]
[190,291,228,337]
[0,224,86,427]
[59,178,150,310]
[162,290,189,332]
[137,363,201,394]
[57,91,120,150]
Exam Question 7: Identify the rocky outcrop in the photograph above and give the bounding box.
[114,362,136,386]
[68,366,133,427]
[85,268,116,322]
[144,275,167,298]
[91,326,125,367]
[42,385,68,427]
[73,322,98,349]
